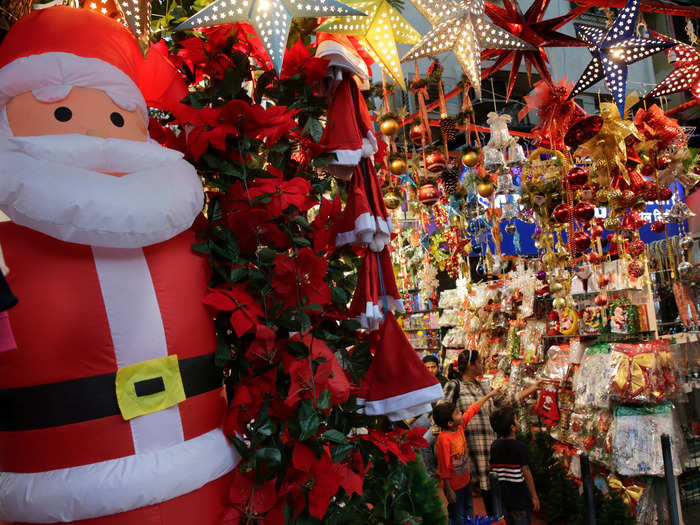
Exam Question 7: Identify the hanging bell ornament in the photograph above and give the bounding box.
[574,202,595,222]
[505,223,517,235]
[651,220,666,234]
[383,189,402,210]
[410,123,426,145]
[462,150,479,168]
[678,261,693,276]
[566,167,589,189]
[628,260,644,278]
[425,150,447,175]
[507,143,527,166]
[596,189,609,204]
[666,201,696,223]
[390,157,407,175]
[680,235,694,251]
[477,181,495,198]
[418,183,440,206]
[482,146,506,170]
[550,282,564,294]
[380,118,400,137]
[501,202,518,221]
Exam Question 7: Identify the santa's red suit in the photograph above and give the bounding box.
[0,7,237,524]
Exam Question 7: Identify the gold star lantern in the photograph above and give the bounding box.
[177,0,365,73]
[317,0,421,90]
[117,0,152,56]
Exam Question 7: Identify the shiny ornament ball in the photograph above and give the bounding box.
[552,203,572,224]
[462,151,479,168]
[658,187,673,201]
[656,155,672,170]
[628,239,645,256]
[587,252,603,264]
[477,182,494,198]
[574,201,595,222]
[650,221,666,234]
[418,183,440,206]
[425,151,447,175]
[640,152,651,164]
[536,270,547,281]
[641,163,655,178]
[645,188,658,201]
[552,297,566,310]
[383,189,402,210]
[380,118,400,137]
[607,189,623,203]
[591,224,604,239]
[410,124,426,145]
[633,200,647,213]
[603,217,620,231]
[505,223,517,235]
[566,167,589,189]
[595,189,609,204]
[550,282,564,294]
[390,157,407,175]
[573,231,591,252]
[680,235,694,251]
[628,260,644,278]
[594,294,608,307]
[597,274,610,288]
[679,261,693,275]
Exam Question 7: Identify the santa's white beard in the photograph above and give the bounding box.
[0,113,203,249]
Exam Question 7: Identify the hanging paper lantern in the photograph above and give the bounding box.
[566,167,589,189]
[552,203,571,224]
[383,189,402,210]
[418,183,440,206]
[462,150,479,168]
[477,181,495,198]
[380,118,400,137]
[574,201,595,222]
[572,231,591,252]
[410,123,426,145]
[628,260,644,278]
[425,150,447,175]
[390,157,407,175]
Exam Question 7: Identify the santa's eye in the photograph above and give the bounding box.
[110,112,125,128]
[54,107,72,122]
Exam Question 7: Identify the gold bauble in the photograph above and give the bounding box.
[633,199,647,212]
[380,118,400,137]
[603,217,620,231]
[390,158,407,175]
[542,252,557,267]
[462,151,479,168]
[640,152,651,164]
[383,189,402,210]
[477,181,494,198]
[550,282,564,294]
[596,189,609,204]
[552,297,566,310]
[607,189,623,202]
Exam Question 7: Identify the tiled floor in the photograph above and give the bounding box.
[473,496,547,524]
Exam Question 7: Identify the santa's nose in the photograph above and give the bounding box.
[85,129,104,138]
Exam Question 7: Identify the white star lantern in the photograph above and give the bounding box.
[317,0,421,90]
[177,0,366,73]
[401,0,531,97]
[118,0,152,55]
[568,0,675,118]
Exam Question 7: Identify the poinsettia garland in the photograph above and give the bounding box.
[151,20,446,525]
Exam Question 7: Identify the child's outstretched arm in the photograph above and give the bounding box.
[522,465,540,511]
[462,389,500,424]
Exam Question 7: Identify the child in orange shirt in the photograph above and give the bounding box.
[434,389,500,525]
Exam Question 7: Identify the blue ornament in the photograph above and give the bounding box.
[399,171,416,188]
[568,0,675,118]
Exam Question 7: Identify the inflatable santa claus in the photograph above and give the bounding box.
[0,7,237,524]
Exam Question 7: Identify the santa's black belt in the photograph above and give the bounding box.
[0,353,222,431]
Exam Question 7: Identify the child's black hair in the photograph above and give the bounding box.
[490,405,516,438]
[433,403,456,430]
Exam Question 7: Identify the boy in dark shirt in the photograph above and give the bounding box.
[489,406,540,525]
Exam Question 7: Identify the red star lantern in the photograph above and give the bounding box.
[647,32,700,100]
[482,0,588,100]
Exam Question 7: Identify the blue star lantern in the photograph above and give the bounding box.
[568,0,675,118]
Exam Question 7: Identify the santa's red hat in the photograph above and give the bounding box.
[357,312,443,420]
[0,6,185,121]
[316,33,372,89]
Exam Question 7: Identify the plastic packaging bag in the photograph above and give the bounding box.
[568,407,613,466]
[609,341,677,404]
[573,343,612,409]
[541,345,571,382]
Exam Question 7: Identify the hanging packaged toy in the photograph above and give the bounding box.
[573,343,612,409]
[609,341,676,404]
[535,385,560,427]
[541,345,571,382]
[579,306,602,335]
[608,297,639,334]
[568,408,613,467]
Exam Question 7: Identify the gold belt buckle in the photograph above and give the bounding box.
[115,355,186,420]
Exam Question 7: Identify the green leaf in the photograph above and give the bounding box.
[257,247,277,264]
[288,340,309,358]
[298,399,320,441]
[229,267,248,283]
[192,242,211,255]
[330,442,354,463]
[254,70,277,104]
[330,286,349,306]
[317,389,332,410]
[292,236,312,248]
[255,415,277,437]
[254,447,282,467]
[322,429,349,444]
[304,118,324,143]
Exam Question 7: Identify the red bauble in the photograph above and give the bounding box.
[566,167,589,189]
[658,187,673,201]
[651,221,666,234]
[656,155,672,170]
[574,201,595,222]
[641,164,655,178]
[552,203,572,224]
[628,239,645,256]
[410,124,426,145]
[588,252,603,264]
[645,188,658,201]
[628,260,644,278]
[622,190,636,204]
[594,294,608,307]
[597,274,610,288]
[564,115,603,148]
[572,231,591,252]
[418,183,440,206]
[591,223,604,239]
[425,151,446,175]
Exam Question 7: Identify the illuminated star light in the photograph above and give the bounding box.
[401,0,531,98]
[568,0,676,118]
[481,0,588,100]
[646,32,700,100]
[177,0,365,73]
[117,0,152,56]
[317,0,421,90]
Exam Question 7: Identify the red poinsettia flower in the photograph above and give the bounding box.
[311,196,342,254]
[281,39,330,83]
[225,468,285,524]
[356,427,429,465]
[203,284,265,337]
[222,101,299,146]
[292,443,362,518]
[271,248,331,309]
[245,173,316,217]
[224,368,276,435]
[227,209,289,254]
[282,332,350,408]
[148,117,186,153]
[245,324,279,365]
[180,106,240,160]
[232,23,274,71]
